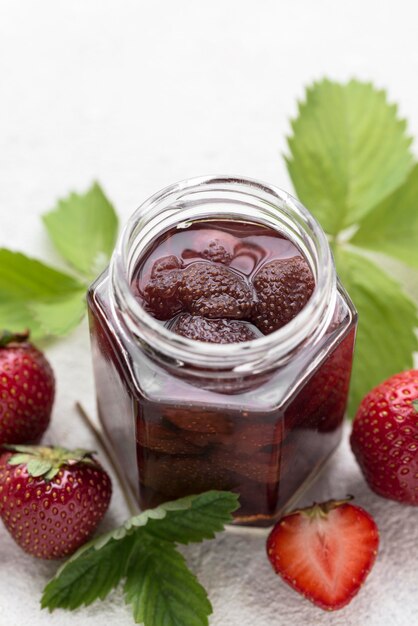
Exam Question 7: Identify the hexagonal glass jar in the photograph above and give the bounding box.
[87,176,357,527]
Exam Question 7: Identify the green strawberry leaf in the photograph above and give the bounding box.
[413,399,418,413]
[352,163,418,268]
[144,489,240,544]
[6,454,34,466]
[30,290,86,337]
[125,536,212,626]
[0,301,43,339]
[0,250,84,300]
[286,79,413,235]
[42,533,136,610]
[26,458,53,477]
[335,249,418,416]
[0,250,86,339]
[93,490,239,549]
[43,182,118,279]
[4,445,98,480]
[41,491,238,624]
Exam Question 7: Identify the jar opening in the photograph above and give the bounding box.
[109,176,336,374]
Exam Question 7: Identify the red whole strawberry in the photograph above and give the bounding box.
[350,370,418,505]
[252,257,314,334]
[178,262,254,319]
[142,255,185,321]
[267,498,379,611]
[170,313,260,343]
[0,330,55,445]
[0,445,112,559]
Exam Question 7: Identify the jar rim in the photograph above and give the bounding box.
[109,175,337,373]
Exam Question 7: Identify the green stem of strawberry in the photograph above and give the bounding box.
[75,402,138,517]
[292,496,354,519]
[0,329,30,347]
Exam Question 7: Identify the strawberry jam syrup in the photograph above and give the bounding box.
[132,220,314,336]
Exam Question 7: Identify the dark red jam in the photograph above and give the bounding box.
[88,218,355,526]
[132,220,315,340]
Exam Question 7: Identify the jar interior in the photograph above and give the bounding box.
[110,177,337,374]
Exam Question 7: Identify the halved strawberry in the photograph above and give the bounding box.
[266,498,379,611]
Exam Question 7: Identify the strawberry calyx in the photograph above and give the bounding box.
[413,399,418,413]
[3,444,96,480]
[0,329,30,348]
[290,495,354,520]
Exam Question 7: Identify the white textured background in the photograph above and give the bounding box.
[1,1,417,625]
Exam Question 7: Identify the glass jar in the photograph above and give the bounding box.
[87,176,357,527]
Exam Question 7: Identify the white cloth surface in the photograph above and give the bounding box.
[0,2,417,625]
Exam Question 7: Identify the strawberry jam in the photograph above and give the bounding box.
[87,177,357,526]
[132,220,314,340]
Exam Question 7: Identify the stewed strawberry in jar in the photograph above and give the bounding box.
[88,176,357,526]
